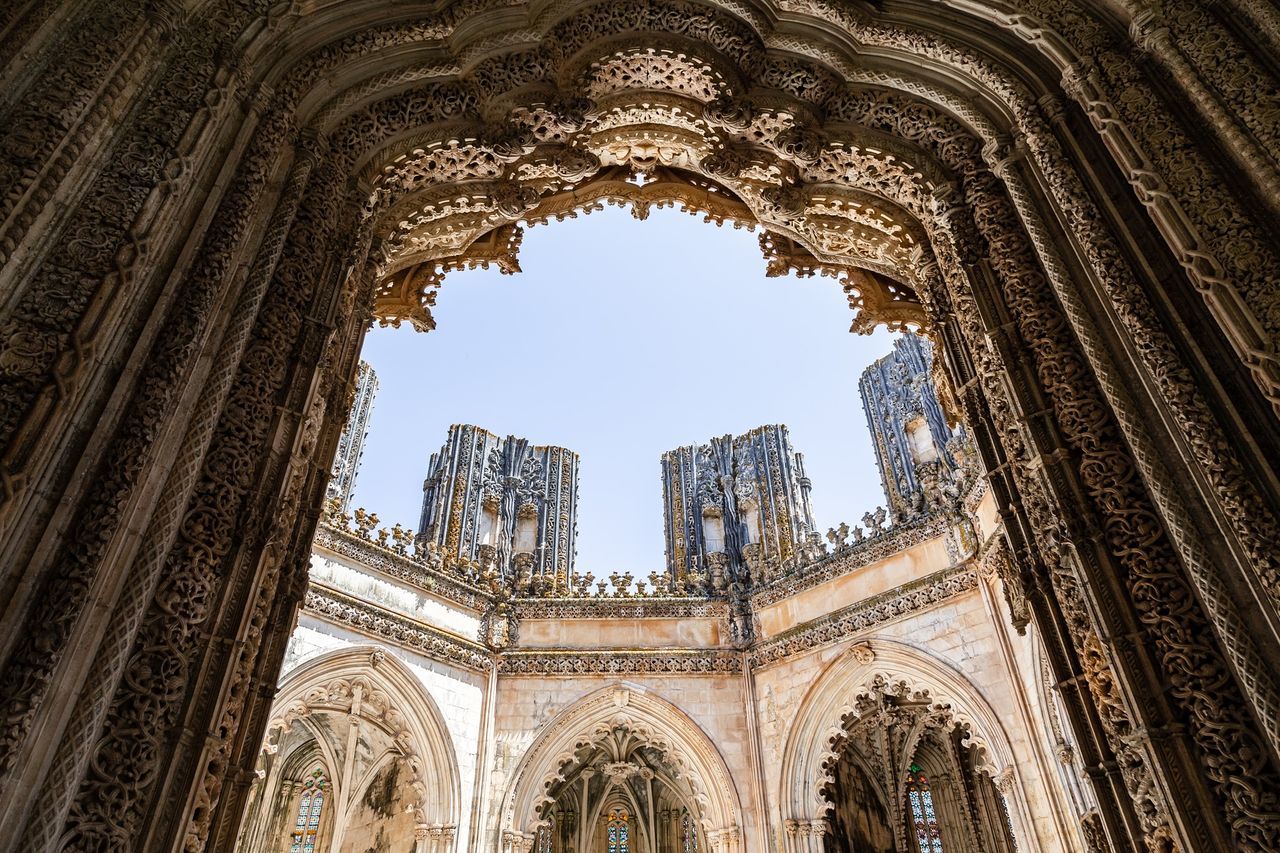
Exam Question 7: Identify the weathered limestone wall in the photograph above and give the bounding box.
[754,537,953,637]
[339,760,420,853]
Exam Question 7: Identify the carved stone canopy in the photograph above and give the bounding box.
[357,47,935,336]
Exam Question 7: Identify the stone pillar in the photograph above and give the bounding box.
[502,829,535,853]
[783,819,826,853]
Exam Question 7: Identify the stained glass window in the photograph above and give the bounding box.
[681,806,698,853]
[606,807,630,853]
[289,769,327,853]
[906,763,944,853]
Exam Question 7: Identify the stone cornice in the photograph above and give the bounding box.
[512,598,728,619]
[748,564,979,668]
[314,524,492,611]
[303,563,978,675]
[316,515,954,618]
[303,584,493,672]
[497,648,744,675]
[750,516,951,607]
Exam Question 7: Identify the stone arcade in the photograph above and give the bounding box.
[0,1,1278,851]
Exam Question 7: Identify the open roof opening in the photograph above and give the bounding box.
[350,205,897,575]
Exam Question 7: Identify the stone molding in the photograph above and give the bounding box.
[749,566,980,668]
[304,585,493,672]
[512,598,728,619]
[496,648,744,675]
[303,564,978,675]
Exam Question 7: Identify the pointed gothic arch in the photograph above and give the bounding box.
[499,684,744,853]
[247,645,463,847]
[780,640,1034,850]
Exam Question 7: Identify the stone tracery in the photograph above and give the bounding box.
[238,647,462,852]
[501,686,744,852]
[0,0,1277,851]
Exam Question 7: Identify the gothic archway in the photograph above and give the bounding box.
[780,641,1032,851]
[237,646,463,852]
[499,685,744,853]
[0,3,1278,851]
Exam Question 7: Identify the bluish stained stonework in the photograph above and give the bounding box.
[326,361,378,513]
[660,424,816,591]
[418,425,579,594]
[859,335,963,521]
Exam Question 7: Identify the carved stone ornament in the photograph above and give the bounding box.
[2,2,1280,852]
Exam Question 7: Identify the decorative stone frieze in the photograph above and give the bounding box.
[496,649,744,675]
[304,586,492,673]
[512,598,727,619]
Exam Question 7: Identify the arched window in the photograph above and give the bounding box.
[479,500,499,546]
[514,508,538,553]
[702,513,725,554]
[289,768,327,853]
[906,763,944,853]
[742,505,760,545]
[606,807,630,853]
[681,806,698,853]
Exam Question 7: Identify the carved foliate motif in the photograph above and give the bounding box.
[3,1,1280,851]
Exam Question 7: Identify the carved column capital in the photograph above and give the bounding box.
[994,766,1017,795]
[295,129,326,168]
[1129,9,1173,55]
[1060,59,1103,107]
[1036,94,1067,127]
[981,133,1026,180]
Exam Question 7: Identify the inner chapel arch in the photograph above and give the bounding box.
[237,646,463,853]
[0,1,1278,851]
[498,685,745,853]
[780,641,1033,852]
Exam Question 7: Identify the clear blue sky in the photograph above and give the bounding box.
[350,206,899,575]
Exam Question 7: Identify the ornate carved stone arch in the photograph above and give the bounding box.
[780,640,1035,847]
[2,2,1280,852]
[265,646,463,834]
[499,684,743,846]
